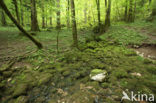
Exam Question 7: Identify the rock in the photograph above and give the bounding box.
[12,84,28,97]
[131,72,141,77]
[38,73,52,86]
[15,96,28,103]
[90,69,107,82]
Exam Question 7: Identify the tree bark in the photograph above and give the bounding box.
[56,0,61,29]
[105,0,111,27]
[12,0,20,24]
[0,0,43,49]
[71,0,78,48]
[31,0,40,31]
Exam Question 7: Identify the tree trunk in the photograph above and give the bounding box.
[19,0,24,26]
[42,4,45,28]
[12,0,20,24]
[0,0,42,49]
[128,0,134,22]
[31,0,40,31]
[1,8,7,26]
[105,0,111,27]
[56,0,61,29]
[152,0,156,16]
[124,0,128,21]
[66,0,70,28]
[96,0,101,27]
[84,2,87,24]
[71,0,78,48]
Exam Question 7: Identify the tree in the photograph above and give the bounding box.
[1,8,7,26]
[19,0,24,26]
[105,0,111,28]
[71,0,78,47]
[31,0,40,31]
[124,0,128,21]
[66,0,70,28]
[96,0,101,28]
[56,0,61,29]
[41,1,46,28]
[128,0,134,22]
[12,0,20,23]
[151,0,156,16]
[0,0,42,49]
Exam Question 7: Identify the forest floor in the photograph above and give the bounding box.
[0,21,156,103]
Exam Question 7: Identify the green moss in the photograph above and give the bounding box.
[86,81,100,89]
[101,83,109,88]
[112,69,128,79]
[38,73,52,86]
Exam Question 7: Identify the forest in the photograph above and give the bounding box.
[0,0,156,103]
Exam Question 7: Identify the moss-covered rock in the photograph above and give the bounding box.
[12,83,28,97]
[90,69,107,82]
[38,73,52,86]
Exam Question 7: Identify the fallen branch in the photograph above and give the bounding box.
[0,0,43,49]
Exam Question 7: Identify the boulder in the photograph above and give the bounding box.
[90,69,107,82]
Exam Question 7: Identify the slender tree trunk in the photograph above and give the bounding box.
[84,2,87,24]
[19,0,24,26]
[105,0,111,27]
[133,0,136,21]
[42,4,45,28]
[0,0,42,49]
[66,0,70,28]
[1,8,7,26]
[71,0,78,47]
[96,0,101,27]
[12,0,20,23]
[124,0,128,21]
[31,0,40,31]
[128,0,134,22]
[50,17,52,26]
[152,0,156,16]
[56,0,61,29]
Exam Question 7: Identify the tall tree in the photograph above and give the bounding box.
[31,0,40,31]
[124,0,128,21]
[19,0,24,26]
[128,0,134,22]
[0,0,42,49]
[12,0,20,23]
[1,8,7,26]
[151,0,156,16]
[56,0,61,29]
[105,0,111,28]
[41,1,46,28]
[66,0,70,28]
[96,0,101,28]
[71,0,78,47]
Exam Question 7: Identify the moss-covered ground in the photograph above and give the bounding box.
[0,21,156,103]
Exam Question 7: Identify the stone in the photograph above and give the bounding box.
[38,73,52,86]
[90,69,107,82]
[12,84,28,97]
